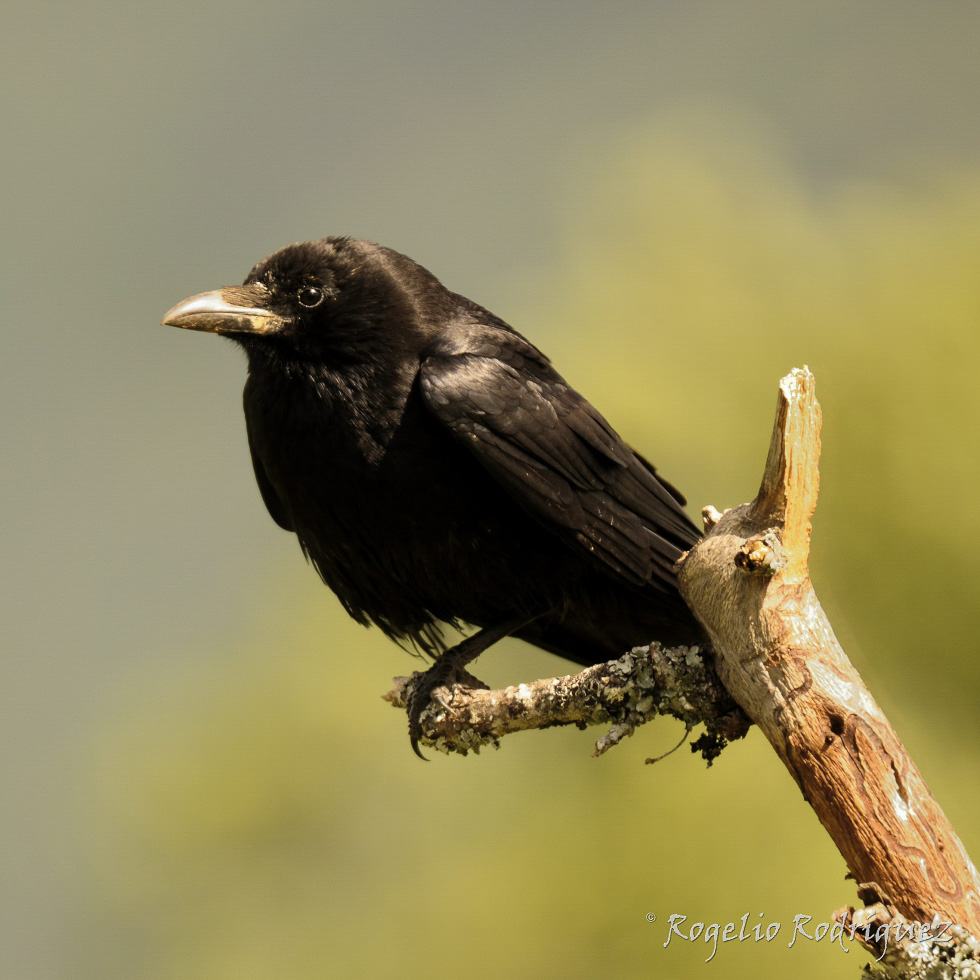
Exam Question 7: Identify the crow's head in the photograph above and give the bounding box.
[163,238,450,364]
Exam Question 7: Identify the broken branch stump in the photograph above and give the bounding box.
[676,366,980,935]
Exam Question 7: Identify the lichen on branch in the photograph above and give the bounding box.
[385,641,749,760]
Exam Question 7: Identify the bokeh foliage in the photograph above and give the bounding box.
[91,125,980,979]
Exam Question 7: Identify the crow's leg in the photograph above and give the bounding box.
[407,615,536,759]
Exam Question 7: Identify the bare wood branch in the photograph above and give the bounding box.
[676,366,980,936]
[384,643,749,759]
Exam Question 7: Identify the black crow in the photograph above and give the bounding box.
[163,238,704,755]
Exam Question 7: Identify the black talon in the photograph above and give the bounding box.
[405,616,536,758]
[406,674,462,760]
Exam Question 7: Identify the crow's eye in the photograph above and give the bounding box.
[298,285,325,308]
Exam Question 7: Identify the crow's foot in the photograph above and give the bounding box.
[405,616,535,759]
[406,655,490,759]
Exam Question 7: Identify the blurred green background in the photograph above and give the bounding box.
[3,2,979,977]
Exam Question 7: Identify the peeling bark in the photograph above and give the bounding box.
[676,368,980,937]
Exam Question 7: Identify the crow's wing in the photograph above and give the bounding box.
[419,331,698,590]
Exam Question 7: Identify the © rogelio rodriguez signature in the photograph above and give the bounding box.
[645,911,955,962]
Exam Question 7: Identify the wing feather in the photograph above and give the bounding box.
[420,341,698,590]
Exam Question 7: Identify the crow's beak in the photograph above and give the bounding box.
[162,283,285,336]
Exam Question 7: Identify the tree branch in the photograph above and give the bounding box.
[385,642,749,760]
[676,366,980,938]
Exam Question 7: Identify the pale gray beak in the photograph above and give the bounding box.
[162,283,285,336]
